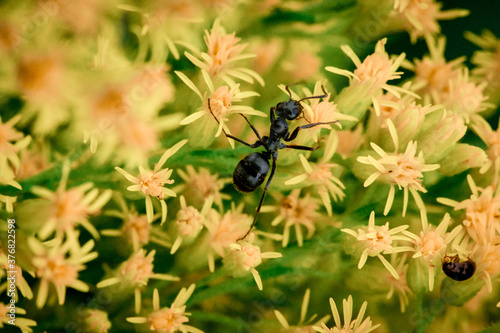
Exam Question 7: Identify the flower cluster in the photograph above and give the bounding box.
[1,1,499,332]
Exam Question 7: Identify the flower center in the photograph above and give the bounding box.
[148,306,188,332]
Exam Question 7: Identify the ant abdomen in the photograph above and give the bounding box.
[233,152,270,193]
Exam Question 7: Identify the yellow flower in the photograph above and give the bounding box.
[31,162,112,240]
[357,127,440,216]
[275,289,330,331]
[286,132,346,216]
[127,285,203,333]
[0,302,37,333]
[184,19,263,84]
[393,0,469,42]
[0,250,33,300]
[262,189,320,247]
[471,116,500,174]
[403,211,462,290]
[97,249,179,313]
[326,38,409,112]
[78,309,112,333]
[115,139,187,223]
[312,295,380,333]
[466,30,500,105]
[28,236,97,308]
[175,165,231,209]
[175,70,263,147]
[341,211,413,279]
[0,114,31,190]
[438,175,500,246]
[101,197,153,252]
[170,195,212,254]
[203,204,252,272]
[224,234,282,290]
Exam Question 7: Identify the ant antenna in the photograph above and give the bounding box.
[298,85,329,102]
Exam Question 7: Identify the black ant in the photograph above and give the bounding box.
[208,85,339,240]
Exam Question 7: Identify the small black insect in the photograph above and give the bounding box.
[209,85,338,240]
[442,254,476,281]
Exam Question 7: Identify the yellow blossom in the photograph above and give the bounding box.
[31,162,112,240]
[438,175,500,245]
[403,211,462,290]
[97,249,179,313]
[170,195,212,254]
[224,234,282,290]
[262,189,320,247]
[326,38,409,115]
[341,211,414,279]
[0,250,33,301]
[357,127,440,216]
[184,19,263,85]
[28,236,97,308]
[313,295,380,333]
[0,302,37,333]
[175,165,230,209]
[393,0,469,42]
[115,139,187,223]
[127,285,203,333]
[203,204,252,272]
[286,132,346,216]
[101,197,153,252]
[175,69,263,147]
[274,289,330,331]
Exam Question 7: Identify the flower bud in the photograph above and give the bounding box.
[415,109,467,163]
[334,84,373,130]
[438,143,488,176]
[406,257,432,294]
[78,309,112,333]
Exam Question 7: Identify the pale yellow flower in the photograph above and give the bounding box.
[403,211,462,290]
[274,289,330,332]
[203,204,252,272]
[175,165,231,209]
[438,175,500,246]
[393,0,468,42]
[97,249,179,313]
[175,70,263,147]
[0,302,37,333]
[262,189,320,247]
[341,211,413,279]
[326,38,409,116]
[224,234,282,290]
[0,114,31,190]
[286,132,346,216]
[78,309,112,333]
[184,19,263,85]
[466,30,500,104]
[31,162,112,240]
[170,195,212,254]
[127,285,203,333]
[115,139,187,223]
[313,295,380,333]
[28,236,97,308]
[357,126,440,216]
[0,250,33,300]
[101,197,153,252]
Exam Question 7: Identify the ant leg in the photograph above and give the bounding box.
[285,120,339,142]
[238,113,263,141]
[208,98,262,148]
[282,144,318,151]
[238,154,277,241]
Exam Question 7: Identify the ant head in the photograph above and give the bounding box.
[275,99,302,120]
[275,84,329,120]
